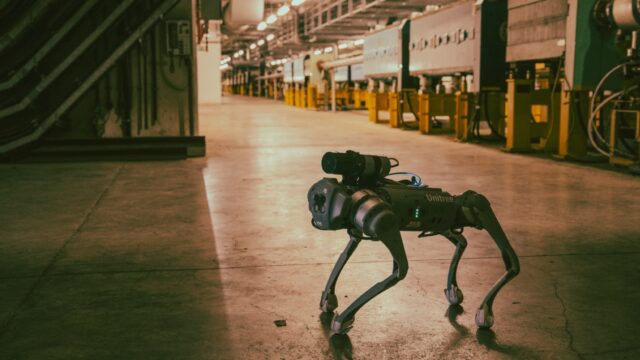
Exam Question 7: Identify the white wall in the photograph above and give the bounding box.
[197,42,222,104]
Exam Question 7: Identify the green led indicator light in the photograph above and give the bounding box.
[414,207,421,219]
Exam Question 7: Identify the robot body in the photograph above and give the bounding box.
[308,151,520,335]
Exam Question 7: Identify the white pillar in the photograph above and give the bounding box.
[197,20,222,104]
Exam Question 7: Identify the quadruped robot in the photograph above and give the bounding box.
[307,151,520,335]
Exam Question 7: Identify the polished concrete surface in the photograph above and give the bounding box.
[1,96,639,359]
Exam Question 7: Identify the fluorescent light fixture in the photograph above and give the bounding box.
[354,38,364,46]
[257,21,267,31]
[257,39,265,46]
[266,33,275,41]
[292,0,305,6]
[250,43,257,50]
[277,5,290,16]
[324,46,333,53]
[314,49,322,55]
[266,14,277,24]
[338,43,348,49]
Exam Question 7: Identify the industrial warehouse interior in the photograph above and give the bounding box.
[1,0,640,359]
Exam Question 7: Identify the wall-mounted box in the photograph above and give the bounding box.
[409,0,507,92]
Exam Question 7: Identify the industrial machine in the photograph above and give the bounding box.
[505,0,637,166]
[362,22,406,127]
[306,52,335,110]
[351,63,368,109]
[331,63,367,110]
[332,65,352,109]
[308,150,520,335]
[589,0,640,169]
[409,0,507,141]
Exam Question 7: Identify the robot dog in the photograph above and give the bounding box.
[308,151,520,335]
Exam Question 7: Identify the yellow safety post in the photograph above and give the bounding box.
[506,78,560,152]
[455,92,474,141]
[418,93,456,134]
[300,84,307,108]
[505,79,532,151]
[307,84,316,109]
[388,92,400,128]
[608,109,639,166]
[368,91,379,123]
[557,90,589,159]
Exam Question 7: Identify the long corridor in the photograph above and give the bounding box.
[1,96,640,359]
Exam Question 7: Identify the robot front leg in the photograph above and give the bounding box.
[330,229,409,335]
[320,233,362,313]
[460,191,520,329]
[441,230,468,306]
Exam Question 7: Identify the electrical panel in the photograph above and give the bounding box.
[351,63,365,81]
[293,58,305,83]
[165,20,191,55]
[363,24,401,78]
[335,66,349,82]
[408,0,506,92]
[284,61,293,83]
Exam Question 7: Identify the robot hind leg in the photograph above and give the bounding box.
[460,191,520,329]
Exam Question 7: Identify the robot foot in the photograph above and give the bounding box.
[444,285,464,305]
[475,303,494,329]
[320,292,338,313]
[331,312,355,335]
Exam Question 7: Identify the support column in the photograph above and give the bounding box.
[505,79,533,152]
[196,20,222,104]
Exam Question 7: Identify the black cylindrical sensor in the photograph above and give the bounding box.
[321,150,392,182]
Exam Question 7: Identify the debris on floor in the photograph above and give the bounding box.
[274,319,287,327]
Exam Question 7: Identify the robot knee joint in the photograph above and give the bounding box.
[396,264,409,280]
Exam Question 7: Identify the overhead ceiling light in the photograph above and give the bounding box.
[314,49,322,55]
[257,21,267,31]
[250,43,257,50]
[292,0,306,6]
[277,5,290,16]
[324,47,333,53]
[338,43,348,49]
[282,59,288,63]
[257,39,265,46]
[266,14,277,24]
[266,33,275,41]
[238,50,244,55]
[354,38,364,46]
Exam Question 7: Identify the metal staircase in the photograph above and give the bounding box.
[0,0,181,155]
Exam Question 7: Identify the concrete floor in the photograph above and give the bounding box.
[1,96,639,359]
